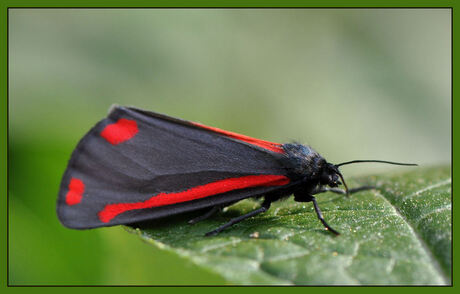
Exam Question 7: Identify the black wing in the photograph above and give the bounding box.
[57,106,293,229]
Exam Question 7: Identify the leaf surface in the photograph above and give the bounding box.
[127,166,451,285]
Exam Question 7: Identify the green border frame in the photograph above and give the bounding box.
[1,0,455,291]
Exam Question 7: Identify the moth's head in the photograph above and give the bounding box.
[319,163,345,189]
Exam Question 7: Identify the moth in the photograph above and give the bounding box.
[57,106,415,236]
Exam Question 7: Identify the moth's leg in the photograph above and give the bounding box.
[205,200,272,237]
[312,185,374,196]
[311,197,340,235]
[294,191,339,235]
[188,206,221,224]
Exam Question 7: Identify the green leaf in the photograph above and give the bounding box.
[126,166,451,285]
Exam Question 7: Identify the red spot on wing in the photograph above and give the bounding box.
[101,118,138,145]
[98,175,290,223]
[65,178,85,206]
[191,122,285,154]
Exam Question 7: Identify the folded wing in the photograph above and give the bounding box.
[57,106,291,229]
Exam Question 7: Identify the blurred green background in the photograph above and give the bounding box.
[9,9,451,285]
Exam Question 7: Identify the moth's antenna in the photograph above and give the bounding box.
[336,171,349,196]
[336,160,418,167]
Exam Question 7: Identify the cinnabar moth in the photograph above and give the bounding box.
[57,105,416,236]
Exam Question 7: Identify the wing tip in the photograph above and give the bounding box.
[56,202,104,230]
[56,203,81,230]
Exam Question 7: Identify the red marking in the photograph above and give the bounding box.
[98,175,290,223]
[65,178,85,206]
[191,122,285,154]
[101,118,139,145]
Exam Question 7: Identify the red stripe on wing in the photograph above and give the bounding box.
[98,174,290,223]
[191,122,285,154]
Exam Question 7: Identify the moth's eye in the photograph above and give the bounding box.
[320,173,332,184]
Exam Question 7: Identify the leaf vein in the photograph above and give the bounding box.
[374,190,447,283]
[402,178,451,200]
[415,204,452,224]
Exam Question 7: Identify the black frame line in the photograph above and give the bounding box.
[5,5,454,287]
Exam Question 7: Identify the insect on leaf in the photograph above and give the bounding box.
[127,166,451,285]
